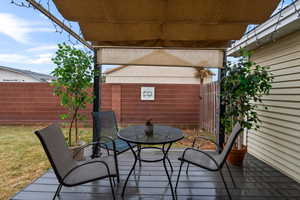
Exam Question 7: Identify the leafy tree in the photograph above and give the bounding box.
[51,43,95,146]
[221,50,273,139]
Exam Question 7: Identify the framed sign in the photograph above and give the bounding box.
[141,87,155,101]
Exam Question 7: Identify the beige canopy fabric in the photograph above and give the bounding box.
[53,0,280,48]
[98,48,224,68]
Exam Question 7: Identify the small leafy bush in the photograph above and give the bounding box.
[51,43,95,146]
[221,50,273,134]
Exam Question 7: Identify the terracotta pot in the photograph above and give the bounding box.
[69,141,86,161]
[227,145,247,166]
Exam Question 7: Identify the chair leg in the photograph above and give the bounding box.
[219,170,232,200]
[114,152,120,183]
[175,161,184,197]
[108,176,116,200]
[138,145,142,167]
[166,156,174,172]
[186,163,190,175]
[112,177,116,186]
[52,183,62,200]
[225,161,237,188]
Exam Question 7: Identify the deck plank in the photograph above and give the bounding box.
[11,151,300,200]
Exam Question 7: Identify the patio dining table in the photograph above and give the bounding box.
[118,125,184,199]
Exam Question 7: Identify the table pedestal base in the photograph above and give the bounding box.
[121,143,176,199]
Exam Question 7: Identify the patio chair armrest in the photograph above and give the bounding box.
[182,147,219,168]
[192,136,217,148]
[61,160,113,183]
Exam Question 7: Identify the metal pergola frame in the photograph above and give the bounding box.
[25,0,226,157]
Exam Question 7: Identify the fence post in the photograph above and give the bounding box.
[111,84,122,123]
[92,48,101,158]
[217,50,226,153]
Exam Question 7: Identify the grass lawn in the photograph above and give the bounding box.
[0,125,93,200]
[0,125,215,200]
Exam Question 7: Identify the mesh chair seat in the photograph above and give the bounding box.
[175,123,243,200]
[64,156,116,186]
[34,124,116,200]
[179,149,220,171]
[93,111,140,184]
[101,139,136,153]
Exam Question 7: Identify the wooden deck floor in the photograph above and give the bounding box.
[11,150,300,200]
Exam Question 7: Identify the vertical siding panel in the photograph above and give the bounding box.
[249,31,300,183]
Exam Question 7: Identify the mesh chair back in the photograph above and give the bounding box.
[34,124,75,182]
[92,111,119,139]
[217,123,243,167]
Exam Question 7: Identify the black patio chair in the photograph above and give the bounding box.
[92,111,139,183]
[34,124,117,200]
[175,123,243,200]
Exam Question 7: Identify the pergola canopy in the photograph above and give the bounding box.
[98,48,224,68]
[53,0,280,48]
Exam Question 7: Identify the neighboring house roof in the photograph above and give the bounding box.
[0,66,55,82]
[227,0,300,56]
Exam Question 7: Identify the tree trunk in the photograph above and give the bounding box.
[68,108,79,146]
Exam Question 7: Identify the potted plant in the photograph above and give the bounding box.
[145,119,154,137]
[51,43,95,160]
[221,50,273,165]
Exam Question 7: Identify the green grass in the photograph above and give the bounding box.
[0,125,93,200]
[0,125,214,200]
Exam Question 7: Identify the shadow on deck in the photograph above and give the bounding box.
[11,150,300,200]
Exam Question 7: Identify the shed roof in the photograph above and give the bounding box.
[53,0,280,48]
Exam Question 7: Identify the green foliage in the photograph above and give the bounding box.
[51,43,94,146]
[221,50,273,134]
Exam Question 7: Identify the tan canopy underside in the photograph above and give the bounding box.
[53,0,280,48]
[98,48,223,68]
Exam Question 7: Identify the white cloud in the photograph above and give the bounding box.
[0,13,53,44]
[27,45,58,52]
[30,53,53,64]
[0,54,30,63]
[0,53,53,65]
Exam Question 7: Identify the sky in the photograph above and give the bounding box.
[0,0,117,75]
[0,0,292,76]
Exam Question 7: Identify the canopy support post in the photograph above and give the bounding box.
[217,50,226,152]
[92,48,102,158]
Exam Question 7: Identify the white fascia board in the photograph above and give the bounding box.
[227,0,300,56]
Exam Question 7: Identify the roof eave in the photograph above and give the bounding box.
[227,0,300,56]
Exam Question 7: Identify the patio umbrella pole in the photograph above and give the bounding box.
[92,48,101,158]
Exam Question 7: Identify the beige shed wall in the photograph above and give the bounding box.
[249,31,300,183]
[105,66,212,84]
[0,69,39,82]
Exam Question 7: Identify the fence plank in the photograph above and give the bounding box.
[199,82,219,134]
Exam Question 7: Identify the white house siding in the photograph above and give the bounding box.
[0,69,39,82]
[248,31,300,183]
[105,66,212,84]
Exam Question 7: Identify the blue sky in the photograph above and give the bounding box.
[0,0,291,75]
[0,1,117,75]
[0,1,72,74]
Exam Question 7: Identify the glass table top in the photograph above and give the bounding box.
[117,125,184,145]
